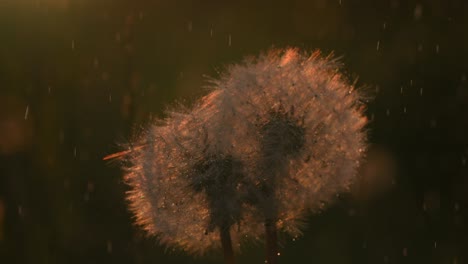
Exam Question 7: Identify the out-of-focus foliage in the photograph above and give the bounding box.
[0,0,467,263]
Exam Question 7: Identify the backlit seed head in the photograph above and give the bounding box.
[210,47,368,236]
[123,96,262,255]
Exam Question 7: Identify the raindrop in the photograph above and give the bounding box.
[71,40,75,50]
[210,28,213,37]
[410,79,413,86]
[435,44,440,54]
[187,21,192,32]
[48,86,51,94]
[403,106,407,113]
[383,22,386,30]
[386,109,390,116]
[107,240,113,253]
[24,105,29,120]
[228,34,232,47]
[18,205,23,216]
[338,0,341,5]
[376,40,380,51]
[454,202,460,212]
[414,4,423,20]
[87,181,95,192]
[417,43,423,52]
[74,146,77,157]
[420,87,423,96]
[400,86,403,94]
[434,241,437,248]
[109,94,112,102]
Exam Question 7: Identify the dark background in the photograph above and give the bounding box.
[1,0,467,263]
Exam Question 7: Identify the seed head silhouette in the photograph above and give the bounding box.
[113,47,368,263]
[122,96,262,259]
[209,47,368,262]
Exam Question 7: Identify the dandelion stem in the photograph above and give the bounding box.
[265,218,278,264]
[220,225,235,264]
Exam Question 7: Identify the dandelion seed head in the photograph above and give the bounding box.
[123,102,262,255]
[121,47,367,254]
[213,47,368,235]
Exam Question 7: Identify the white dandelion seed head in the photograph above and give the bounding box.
[210,47,368,235]
[123,100,263,255]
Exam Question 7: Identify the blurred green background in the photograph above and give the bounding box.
[1,0,467,263]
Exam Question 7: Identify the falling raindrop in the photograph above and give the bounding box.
[71,40,75,50]
[383,22,386,30]
[48,86,51,94]
[24,105,29,120]
[107,240,113,253]
[420,87,423,96]
[417,43,423,52]
[386,109,390,116]
[410,79,413,86]
[376,40,380,51]
[210,28,213,37]
[435,44,440,53]
[187,21,192,32]
[109,94,112,102]
[228,34,232,46]
[74,146,77,157]
[414,4,423,20]
[400,86,403,94]
[403,106,407,113]
[434,241,437,248]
